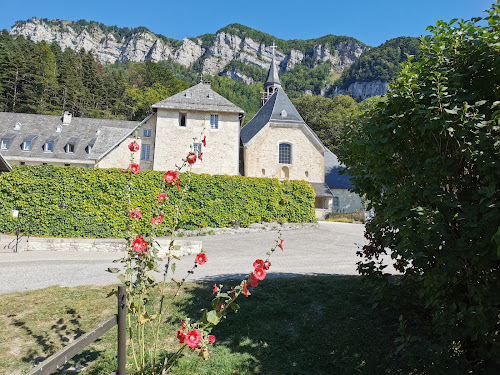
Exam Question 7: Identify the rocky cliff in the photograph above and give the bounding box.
[10,18,368,78]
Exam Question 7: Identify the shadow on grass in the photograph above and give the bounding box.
[170,274,405,375]
[10,307,106,374]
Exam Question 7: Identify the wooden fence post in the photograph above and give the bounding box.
[117,285,126,375]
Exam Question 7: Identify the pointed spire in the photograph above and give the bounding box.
[261,41,282,107]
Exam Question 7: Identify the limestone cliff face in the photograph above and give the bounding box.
[10,18,367,75]
[334,80,389,100]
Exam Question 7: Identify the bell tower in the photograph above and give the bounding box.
[261,42,282,107]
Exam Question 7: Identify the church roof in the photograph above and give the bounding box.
[152,82,245,114]
[0,112,138,163]
[240,89,324,151]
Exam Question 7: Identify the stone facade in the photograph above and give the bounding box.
[97,136,142,169]
[243,124,324,182]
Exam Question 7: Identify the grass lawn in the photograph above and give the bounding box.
[0,276,407,374]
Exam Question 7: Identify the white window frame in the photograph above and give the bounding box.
[143,129,152,137]
[210,114,219,129]
[66,143,75,153]
[0,139,8,150]
[193,143,202,157]
[23,141,32,151]
[44,142,54,153]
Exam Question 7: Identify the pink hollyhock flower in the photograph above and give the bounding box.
[128,141,139,152]
[157,193,166,201]
[196,252,207,265]
[132,235,144,252]
[253,259,264,269]
[186,152,197,164]
[279,239,284,251]
[130,163,140,174]
[264,261,271,270]
[129,210,142,219]
[243,282,249,297]
[208,335,216,344]
[202,136,206,147]
[199,153,203,162]
[253,266,266,281]
[248,274,258,287]
[121,168,128,173]
[186,329,202,348]
[164,170,178,183]
[212,284,218,294]
[177,330,185,344]
[181,320,186,331]
[151,214,163,225]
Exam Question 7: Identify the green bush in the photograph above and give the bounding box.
[0,165,315,238]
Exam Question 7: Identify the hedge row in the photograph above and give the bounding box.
[0,165,316,238]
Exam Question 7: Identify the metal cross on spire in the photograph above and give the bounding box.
[271,41,276,58]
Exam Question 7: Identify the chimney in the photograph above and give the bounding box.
[62,111,72,125]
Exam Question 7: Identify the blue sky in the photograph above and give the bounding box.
[0,0,494,47]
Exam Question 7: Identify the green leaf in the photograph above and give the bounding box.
[107,267,119,273]
[230,303,240,312]
[171,262,176,273]
[206,310,220,325]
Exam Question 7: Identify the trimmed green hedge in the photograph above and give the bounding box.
[0,165,315,238]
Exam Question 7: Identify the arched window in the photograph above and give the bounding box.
[279,143,291,164]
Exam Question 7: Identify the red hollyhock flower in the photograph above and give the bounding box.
[264,261,271,270]
[279,239,284,251]
[243,282,249,297]
[253,259,264,269]
[121,168,128,173]
[248,274,259,287]
[130,163,140,174]
[186,329,202,348]
[202,136,206,147]
[208,335,216,344]
[128,141,139,152]
[230,286,235,296]
[164,170,178,183]
[129,210,142,219]
[181,320,186,331]
[196,252,207,265]
[151,214,163,225]
[176,179,180,190]
[199,153,203,162]
[212,284,218,294]
[132,235,145,252]
[253,266,266,281]
[217,303,225,311]
[157,193,166,201]
[177,330,185,344]
[186,152,197,164]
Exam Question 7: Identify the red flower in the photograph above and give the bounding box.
[151,214,163,225]
[208,335,216,344]
[230,286,235,296]
[253,266,266,281]
[186,329,202,348]
[128,141,139,152]
[130,163,140,174]
[186,152,197,164]
[132,235,147,253]
[157,193,166,201]
[121,168,128,173]
[176,179,180,190]
[212,284,219,294]
[177,330,185,344]
[217,303,225,311]
[279,239,284,251]
[264,261,271,270]
[129,209,142,219]
[196,252,207,265]
[199,153,203,162]
[181,320,186,331]
[243,282,249,297]
[253,259,264,269]
[202,136,206,147]
[164,170,178,183]
[248,274,259,287]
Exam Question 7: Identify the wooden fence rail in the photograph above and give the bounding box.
[27,285,127,375]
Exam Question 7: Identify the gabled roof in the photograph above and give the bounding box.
[324,149,354,189]
[152,82,245,114]
[311,182,334,198]
[240,88,324,151]
[0,112,138,163]
[0,153,12,172]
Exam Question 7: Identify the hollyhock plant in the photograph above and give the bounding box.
[185,329,202,349]
[199,153,203,162]
[157,192,166,201]
[196,252,207,265]
[249,274,259,287]
[164,170,178,183]
[202,136,206,147]
[177,330,185,344]
[253,266,267,281]
[279,239,284,251]
[186,152,197,164]
[151,214,163,225]
[208,335,216,344]
[132,235,148,253]
[243,283,250,297]
[253,259,264,269]
[121,168,128,173]
[130,163,140,174]
[212,284,219,294]
[128,141,140,152]
[129,210,142,219]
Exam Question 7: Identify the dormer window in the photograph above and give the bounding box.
[86,137,96,154]
[185,90,191,98]
[14,122,22,131]
[66,137,79,153]
[207,93,214,99]
[44,136,58,153]
[280,110,287,117]
[1,134,15,150]
[22,135,38,151]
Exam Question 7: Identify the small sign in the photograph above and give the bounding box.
[12,209,19,218]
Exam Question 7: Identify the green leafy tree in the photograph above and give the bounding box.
[339,6,500,373]
[293,94,360,152]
